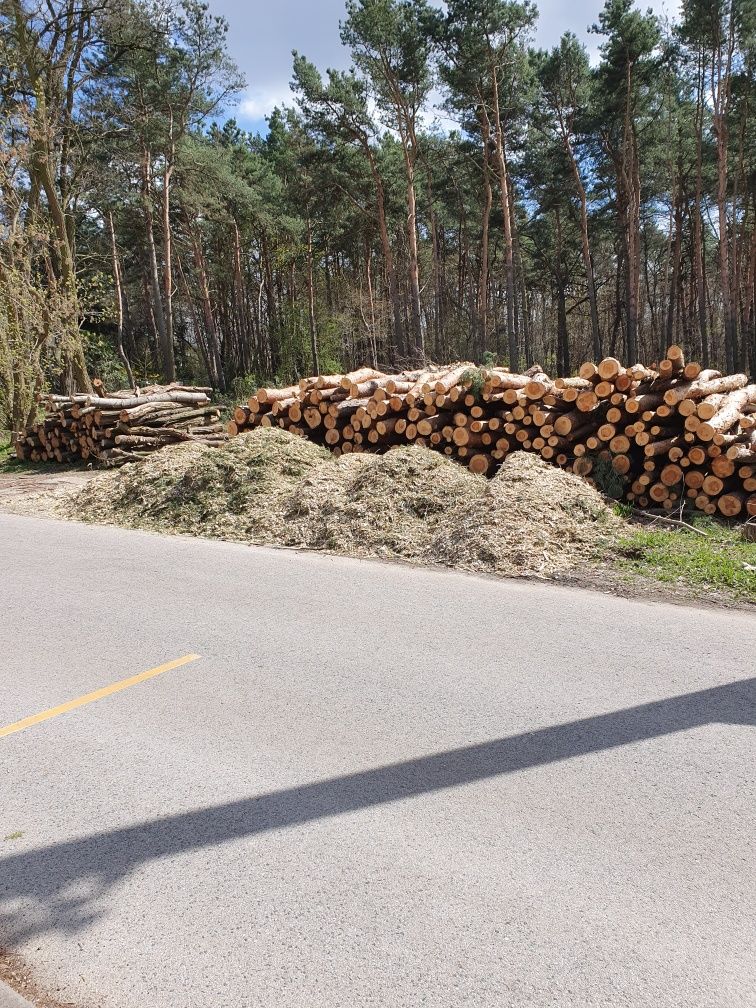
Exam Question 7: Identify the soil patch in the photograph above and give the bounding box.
[0,947,91,1007]
[0,469,99,518]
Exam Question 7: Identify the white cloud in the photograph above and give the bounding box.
[219,0,685,125]
[239,83,294,120]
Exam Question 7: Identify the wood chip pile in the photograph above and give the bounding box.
[230,348,756,519]
[14,384,228,466]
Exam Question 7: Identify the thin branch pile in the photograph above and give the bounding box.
[231,348,756,519]
[14,384,228,466]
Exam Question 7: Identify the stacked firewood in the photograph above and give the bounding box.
[231,349,756,519]
[14,384,228,466]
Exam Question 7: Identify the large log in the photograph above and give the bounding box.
[695,388,755,442]
[663,372,747,406]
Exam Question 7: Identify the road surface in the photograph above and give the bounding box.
[0,513,754,1008]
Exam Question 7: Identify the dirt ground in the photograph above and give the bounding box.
[0,469,98,518]
[554,564,753,612]
[0,947,87,1008]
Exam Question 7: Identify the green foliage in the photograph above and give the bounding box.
[461,366,487,400]
[0,430,12,469]
[342,0,436,127]
[0,428,51,475]
[0,229,67,431]
[212,374,258,421]
[231,374,261,401]
[2,0,753,397]
[612,501,633,519]
[591,456,626,499]
[618,517,756,600]
[82,331,129,390]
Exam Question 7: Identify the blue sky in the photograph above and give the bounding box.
[211,0,681,134]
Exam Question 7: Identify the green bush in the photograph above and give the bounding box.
[591,455,626,500]
[461,366,487,402]
[82,330,128,389]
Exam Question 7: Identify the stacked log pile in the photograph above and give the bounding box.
[231,349,756,519]
[14,385,227,466]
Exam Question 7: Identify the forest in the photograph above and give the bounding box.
[0,0,754,431]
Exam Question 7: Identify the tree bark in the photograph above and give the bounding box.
[488,74,518,371]
[141,146,168,370]
[557,112,601,360]
[188,224,224,390]
[402,145,424,362]
[693,47,710,367]
[107,211,135,388]
[712,9,737,373]
[363,144,404,364]
[161,140,177,382]
[306,216,320,375]
[554,206,570,376]
[478,129,493,362]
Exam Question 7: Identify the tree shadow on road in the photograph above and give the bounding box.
[1,675,754,944]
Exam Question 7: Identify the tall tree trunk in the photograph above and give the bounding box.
[510,195,531,366]
[29,144,91,391]
[630,146,642,361]
[692,48,710,366]
[364,145,404,365]
[559,123,601,360]
[232,219,252,374]
[161,144,176,381]
[554,205,569,376]
[743,194,756,376]
[403,149,424,362]
[363,236,378,367]
[488,81,518,371]
[666,182,684,349]
[260,232,278,375]
[712,7,737,372]
[188,225,224,390]
[141,147,168,370]
[306,216,320,374]
[175,254,211,382]
[478,133,493,362]
[425,169,442,361]
[617,61,640,364]
[11,3,91,393]
[107,211,134,387]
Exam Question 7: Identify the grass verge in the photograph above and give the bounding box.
[616,514,756,601]
[0,431,15,473]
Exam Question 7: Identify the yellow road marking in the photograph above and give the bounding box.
[0,654,201,739]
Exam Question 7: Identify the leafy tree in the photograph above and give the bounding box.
[534,34,603,360]
[342,0,436,360]
[591,0,662,364]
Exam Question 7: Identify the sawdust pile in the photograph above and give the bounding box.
[69,429,330,542]
[427,451,621,577]
[66,429,621,577]
[283,446,485,559]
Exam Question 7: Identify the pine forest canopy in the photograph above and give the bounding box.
[0,0,754,431]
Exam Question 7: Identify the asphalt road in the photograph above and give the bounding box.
[0,513,754,1008]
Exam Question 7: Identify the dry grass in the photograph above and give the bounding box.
[65,429,621,579]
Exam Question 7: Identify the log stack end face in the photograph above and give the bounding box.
[16,385,228,467]
[230,352,756,520]
[18,354,756,519]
